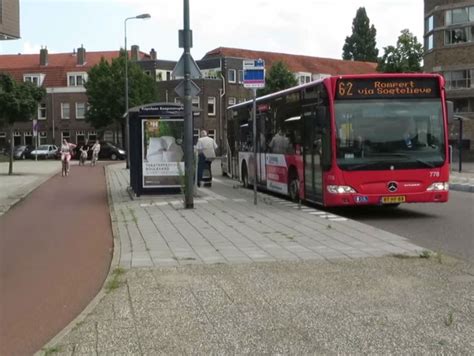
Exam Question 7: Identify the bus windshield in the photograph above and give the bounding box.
[335,99,445,171]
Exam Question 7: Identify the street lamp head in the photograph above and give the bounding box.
[136,13,151,19]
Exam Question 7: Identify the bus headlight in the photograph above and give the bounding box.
[327,185,357,194]
[427,182,449,191]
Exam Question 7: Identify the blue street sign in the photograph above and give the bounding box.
[243,59,265,89]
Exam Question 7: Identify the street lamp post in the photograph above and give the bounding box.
[124,13,150,169]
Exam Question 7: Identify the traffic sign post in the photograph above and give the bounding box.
[243,59,265,205]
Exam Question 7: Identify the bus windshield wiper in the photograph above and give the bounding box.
[365,153,436,168]
[343,161,387,171]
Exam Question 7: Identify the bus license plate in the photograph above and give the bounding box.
[381,196,406,204]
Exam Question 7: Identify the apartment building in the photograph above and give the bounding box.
[0,46,150,148]
[424,0,474,151]
[0,0,20,40]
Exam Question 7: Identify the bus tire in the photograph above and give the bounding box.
[288,169,299,202]
[242,162,249,188]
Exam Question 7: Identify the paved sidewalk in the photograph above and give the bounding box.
[450,162,474,193]
[41,163,474,354]
[0,161,61,216]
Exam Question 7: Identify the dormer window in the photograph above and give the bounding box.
[67,72,87,87]
[24,74,45,87]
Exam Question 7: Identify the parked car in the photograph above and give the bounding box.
[30,144,58,159]
[73,141,125,161]
[13,145,35,160]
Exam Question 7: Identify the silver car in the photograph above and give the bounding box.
[30,144,58,159]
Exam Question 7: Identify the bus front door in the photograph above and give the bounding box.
[303,106,324,203]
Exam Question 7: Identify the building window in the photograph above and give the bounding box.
[76,131,86,145]
[24,131,33,145]
[238,70,243,83]
[446,6,474,25]
[68,73,87,87]
[444,70,474,89]
[208,97,216,116]
[38,103,47,120]
[228,69,236,83]
[207,129,216,140]
[228,97,236,106]
[39,132,47,145]
[61,103,70,119]
[24,74,43,87]
[76,103,86,119]
[425,15,434,33]
[425,34,434,51]
[88,131,97,142]
[445,27,472,44]
[61,131,70,142]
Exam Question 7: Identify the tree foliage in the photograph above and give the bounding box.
[0,72,45,174]
[257,61,298,97]
[377,29,424,73]
[85,52,158,132]
[342,7,378,62]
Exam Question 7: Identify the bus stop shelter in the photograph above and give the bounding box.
[129,103,190,196]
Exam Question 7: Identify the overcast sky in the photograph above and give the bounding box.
[0,0,424,61]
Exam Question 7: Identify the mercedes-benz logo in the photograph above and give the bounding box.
[387,182,398,192]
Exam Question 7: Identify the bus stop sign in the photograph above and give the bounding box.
[243,59,265,89]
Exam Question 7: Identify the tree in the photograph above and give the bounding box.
[342,7,378,62]
[0,73,45,175]
[257,61,298,97]
[85,52,157,140]
[378,29,424,73]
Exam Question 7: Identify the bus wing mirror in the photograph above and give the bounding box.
[446,101,454,123]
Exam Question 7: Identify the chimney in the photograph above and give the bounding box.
[131,45,139,61]
[77,45,86,65]
[150,48,157,60]
[40,47,48,66]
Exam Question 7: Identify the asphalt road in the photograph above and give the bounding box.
[332,191,474,262]
[0,163,113,355]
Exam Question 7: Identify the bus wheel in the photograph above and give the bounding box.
[242,163,249,188]
[288,173,299,202]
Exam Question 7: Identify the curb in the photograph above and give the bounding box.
[450,183,474,193]
[35,164,122,355]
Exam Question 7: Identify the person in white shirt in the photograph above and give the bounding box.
[196,130,217,186]
[91,140,101,166]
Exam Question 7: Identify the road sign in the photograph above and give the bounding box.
[172,53,201,79]
[243,59,265,89]
[174,79,201,97]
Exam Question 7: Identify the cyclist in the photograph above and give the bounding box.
[91,140,101,166]
[60,139,72,176]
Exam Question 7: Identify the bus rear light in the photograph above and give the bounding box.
[427,182,449,191]
[327,185,357,194]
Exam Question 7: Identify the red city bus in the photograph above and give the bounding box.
[226,74,451,207]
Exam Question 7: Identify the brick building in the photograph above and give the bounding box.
[424,0,474,152]
[0,0,20,40]
[0,46,150,148]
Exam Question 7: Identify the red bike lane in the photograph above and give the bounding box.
[0,163,114,355]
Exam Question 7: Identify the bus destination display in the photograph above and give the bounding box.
[336,78,440,100]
